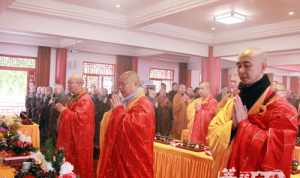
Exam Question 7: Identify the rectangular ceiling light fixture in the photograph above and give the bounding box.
[214,11,246,24]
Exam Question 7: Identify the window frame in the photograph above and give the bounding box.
[82,61,115,92]
[0,54,37,115]
[0,53,36,69]
[0,54,36,90]
[149,67,175,92]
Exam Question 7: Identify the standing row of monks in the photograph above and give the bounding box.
[171,81,218,145]
[54,48,298,178]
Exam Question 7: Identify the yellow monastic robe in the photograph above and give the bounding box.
[181,98,202,140]
[186,98,202,130]
[207,97,235,177]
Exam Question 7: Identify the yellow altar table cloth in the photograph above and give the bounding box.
[292,174,300,178]
[294,146,300,162]
[0,164,15,178]
[18,123,40,149]
[154,142,214,178]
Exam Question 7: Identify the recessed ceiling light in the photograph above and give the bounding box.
[289,11,295,16]
[211,27,216,31]
[214,11,247,24]
[115,4,121,8]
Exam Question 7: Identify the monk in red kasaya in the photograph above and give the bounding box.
[228,48,298,178]
[98,71,155,178]
[55,75,95,178]
[190,82,217,145]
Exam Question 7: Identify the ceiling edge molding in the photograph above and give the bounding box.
[138,23,213,44]
[214,19,300,44]
[10,0,128,28]
[129,0,221,26]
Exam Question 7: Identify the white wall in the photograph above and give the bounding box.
[227,66,299,88]
[66,51,116,80]
[138,58,179,83]
[188,59,201,88]
[0,43,59,87]
[49,48,56,87]
[191,70,201,88]
[0,43,118,87]
[0,9,208,57]
[214,34,300,57]
[273,75,283,84]
[0,43,37,57]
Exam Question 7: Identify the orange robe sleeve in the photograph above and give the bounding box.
[228,97,298,178]
[190,97,217,144]
[96,111,112,177]
[56,93,95,178]
[98,96,155,178]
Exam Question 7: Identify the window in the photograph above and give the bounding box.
[0,55,35,69]
[149,68,174,92]
[82,62,115,93]
[0,54,36,115]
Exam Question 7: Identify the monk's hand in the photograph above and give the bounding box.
[111,94,123,109]
[232,89,240,96]
[233,96,247,127]
[55,103,66,113]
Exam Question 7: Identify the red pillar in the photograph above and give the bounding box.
[55,48,67,87]
[283,76,288,89]
[201,46,221,96]
[179,63,191,87]
[221,68,229,88]
[187,70,191,87]
[290,76,300,95]
[116,55,139,88]
[36,46,51,86]
[132,56,138,73]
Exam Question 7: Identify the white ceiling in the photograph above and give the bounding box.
[0,0,300,65]
[56,0,161,15]
[48,0,300,33]
[5,0,300,43]
[158,0,300,33]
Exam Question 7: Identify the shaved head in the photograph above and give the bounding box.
[118,71,140,97]
[236,48,267,85]
[120,71,140,86]
[68,74,84,84]
[68,74,84,94]
[178,84,186,95]
[199,82,211,98]
[199,82,210,89]
[239,48,267,63]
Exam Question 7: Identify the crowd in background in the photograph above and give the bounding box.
[25,84,67,145]
[24,79,300,159]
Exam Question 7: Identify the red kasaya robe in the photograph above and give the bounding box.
[56,92,95,178]
[190,96,217,144]
[228,88,298,178]
[98,95,155,178]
